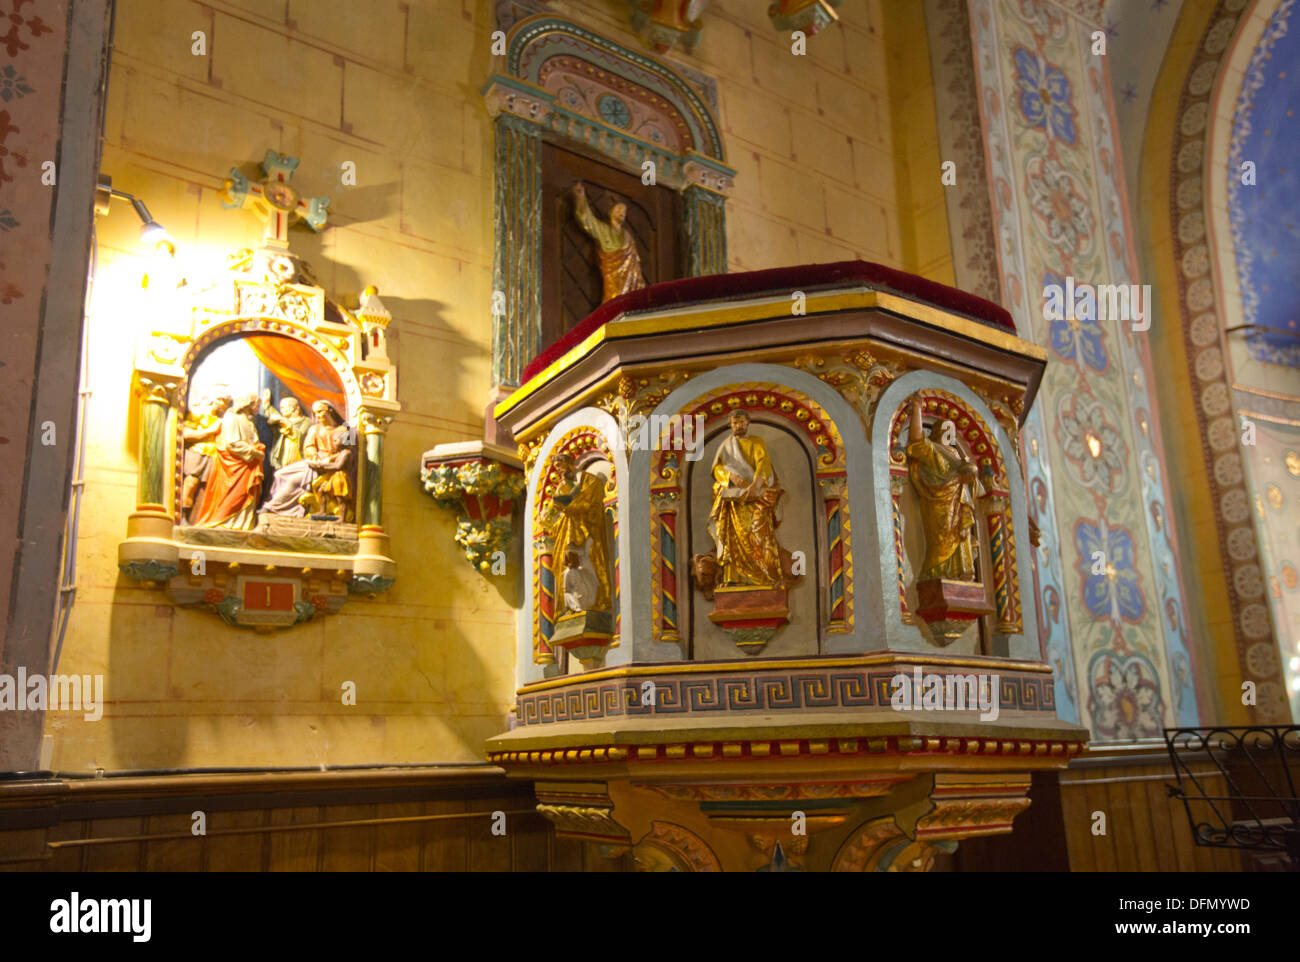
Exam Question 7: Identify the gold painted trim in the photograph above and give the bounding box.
[517,652,1054,695]
[510,337,1033,444]
[1237,409,1300,427]
[495,289,1045,419]
[1232,382,1300,403]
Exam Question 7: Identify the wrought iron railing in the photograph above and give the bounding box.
[1164,725,1300,869]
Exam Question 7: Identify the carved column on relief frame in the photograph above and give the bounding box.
[967,0,1199,738]
[492,114,543,388]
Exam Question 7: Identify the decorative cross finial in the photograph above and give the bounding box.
[220,150,330,249]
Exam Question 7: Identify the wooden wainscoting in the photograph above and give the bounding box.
[0,767,628,872]
[1057,747,1244,872]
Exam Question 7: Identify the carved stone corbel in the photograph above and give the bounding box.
[421,441,526,573]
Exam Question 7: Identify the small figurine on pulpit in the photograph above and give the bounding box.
[541,455,612,616]
[693,410,799,655]
[904,394,991,645]
[906,395,978,582]
[572,182,646,303]
[561,548,599,613]
[540,455,616,668]
[708,410,792,589]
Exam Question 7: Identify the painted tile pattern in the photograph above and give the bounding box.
[968,0,1199,736]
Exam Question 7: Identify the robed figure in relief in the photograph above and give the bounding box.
[263,400,355,521]
[572,182,645,303]
[540,455,612,616]
[180,392,232,519]
[261,390,312,471]
[193,393,266,530]
[708,410,789,588]
[906,395,978,582]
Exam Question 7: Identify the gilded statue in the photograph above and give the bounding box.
[540,455,612,615]
[265,401,355,521]
[906,395,978,582]
[193,393,266,530]
[572,182,645,302]
[707,410,791,588]
[261,389,312,471]
[180,392,232,520]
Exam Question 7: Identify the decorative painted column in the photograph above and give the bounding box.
[534,531,556,665]
[352,411,395,595]
[651,489,681,645]
[358,412,391,529]
[819,474,848,632]
[492,113,543,388]
[136,376,174,512]
[119,374,181,582]
[683,185,727,277]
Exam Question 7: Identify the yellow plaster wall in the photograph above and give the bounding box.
[881,0,955,285]
[50,0,906,771]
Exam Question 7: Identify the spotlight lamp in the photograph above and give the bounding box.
[94,174,173,252]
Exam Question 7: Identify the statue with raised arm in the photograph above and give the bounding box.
[572,182,646,302]
[539,455,612,615]
[906,395,979,582]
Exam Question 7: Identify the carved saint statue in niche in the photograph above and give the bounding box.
[572,182,645,303]
[906,394,978,582]
[261,389,312,472]
[707,410,792,588]
[192,393,266,530]
[181,392,232,521]
[263,400,355,522]
[540,455,612,616]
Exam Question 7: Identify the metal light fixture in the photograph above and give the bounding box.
[94,174,173,251]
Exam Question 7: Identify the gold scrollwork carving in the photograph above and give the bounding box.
[593,371,689,449]
[792,349,903,433]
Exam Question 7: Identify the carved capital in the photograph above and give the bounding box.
[769,0,842,36]
[483,78,553,128]
[359,412,394,435]
[136,375,180,406]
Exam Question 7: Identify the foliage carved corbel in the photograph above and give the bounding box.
[421,442,526,573]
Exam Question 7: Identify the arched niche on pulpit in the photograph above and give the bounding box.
[636,364,884,661]
[684,416,820,660]
[870,372,1039,660]
[519,409,631,682]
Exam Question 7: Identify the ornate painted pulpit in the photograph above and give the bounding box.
[445,261,1086,870]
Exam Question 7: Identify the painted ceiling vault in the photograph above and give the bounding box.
[1229,0,1300,367]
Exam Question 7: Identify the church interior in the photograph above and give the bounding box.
[0,0,1297,874]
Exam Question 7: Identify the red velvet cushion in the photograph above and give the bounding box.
[519,260,1015,385]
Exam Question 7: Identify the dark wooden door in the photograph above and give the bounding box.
[540,141,681,347]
